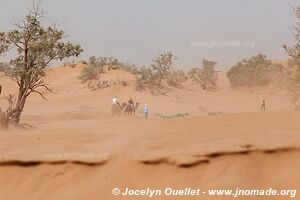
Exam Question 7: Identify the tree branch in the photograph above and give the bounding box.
[29,89,48,100]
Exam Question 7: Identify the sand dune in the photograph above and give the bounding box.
[0,65,299,199]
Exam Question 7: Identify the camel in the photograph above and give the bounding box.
[124,102,140,116]
[111,102,126,117]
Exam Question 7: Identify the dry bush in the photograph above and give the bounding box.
[135,66,153,91]
[166,70,187,88]
[286,85,300,110]
[227,54,284,87]
[135,69,166,95]
[107,56,119,70]
[78,56,107,90]
[155,112,189,119]
[79,56,135,90]
[64,60,76,68]
[0,94,16,130]
[118,62,139,74]
[135,51,176,94]
[284,60,300,84]
[188,59,218,90]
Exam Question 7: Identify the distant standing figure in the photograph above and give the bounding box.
[143,104,149,118]
[112,96,118,105]
[261,99,266,111]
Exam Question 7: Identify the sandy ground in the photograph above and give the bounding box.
[0,65,299,200]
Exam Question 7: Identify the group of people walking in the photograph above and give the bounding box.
[112,96,149,118]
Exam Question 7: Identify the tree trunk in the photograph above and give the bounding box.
[11,87,27,124]
[10,41,30,124]
[11,100,26,124]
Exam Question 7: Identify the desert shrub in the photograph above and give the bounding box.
[188,59,218,90]
[155,112,189,119]
[151,51,175,79]
[79,56,136,90]
[118,62,139,74]
[135,66,154,91]
[87,56,120,70]
[227,54,283,87]
[208,111,224,116]
[63,60,76,68]
[135,51,176,94]
[0,95,16,130]
[78,56,107,90]
[87,56,139,74]
[166,70,187,87]
[106,56,120,70]
[285,83,300,110]
[284,57,300,85]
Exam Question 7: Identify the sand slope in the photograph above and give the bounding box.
[0,65,299,199]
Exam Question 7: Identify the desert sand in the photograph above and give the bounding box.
[0,64,299,200]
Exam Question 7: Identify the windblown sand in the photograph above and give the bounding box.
[0,64,299,200]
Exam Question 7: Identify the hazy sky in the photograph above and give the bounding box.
[0,0,300,69]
